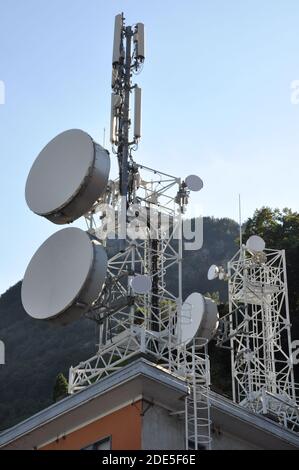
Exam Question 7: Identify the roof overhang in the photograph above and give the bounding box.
[0,358,188,449]
[210,391,299,449]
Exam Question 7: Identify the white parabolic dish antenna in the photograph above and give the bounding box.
[246,235,266,253]
[185,175,203,192]
[207,264,219,281]
[180,292,219,345]
[21,227,107,324]
[25,129,110,224]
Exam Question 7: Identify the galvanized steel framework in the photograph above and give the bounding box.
[218,245,299,431]
[68,164,211,449]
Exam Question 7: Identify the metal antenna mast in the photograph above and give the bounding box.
[119,22,131,200]
[69,14,212,449]
[238,194,242,249]
[212,237,299,432]
[110,13,143,202]
[23,13,213,450]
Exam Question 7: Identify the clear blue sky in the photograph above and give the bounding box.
[0,0,299,293]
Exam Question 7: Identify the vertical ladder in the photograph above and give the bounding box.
[184,339,212,450]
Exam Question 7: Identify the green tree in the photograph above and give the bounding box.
[53,373,68,402]
[243,207,299,249]
[204,291,220,304]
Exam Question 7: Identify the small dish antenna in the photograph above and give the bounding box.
[25,129,110,224]
[131,274,152,294]
[185,175,203,192]
[246,235,266,253]
[207,264,227,281]
[21,227,107,325]
[180,292,219,345]
[207,264,220,280]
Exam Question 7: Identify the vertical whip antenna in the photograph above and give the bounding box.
[239,193,242,249]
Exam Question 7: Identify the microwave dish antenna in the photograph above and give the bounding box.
[207,264,219,281]
[25,129,110,224]
[180,292,219,345]
[185,174,203,192]
[207,264,227,281]
[246,235,266,253]
[21,227,107,324]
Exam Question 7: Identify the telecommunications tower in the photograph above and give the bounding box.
[208,235,299,432]
[21,13,220,450]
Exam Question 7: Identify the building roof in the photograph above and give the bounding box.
[209,391,299,449]
[0,358,298,449]
[0,358,188,449]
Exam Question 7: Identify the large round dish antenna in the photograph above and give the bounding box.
[21,227,107,324]
[25,129,110,224]
[246,235,266,253]
[180,292,219,345]
[185,175,203,192]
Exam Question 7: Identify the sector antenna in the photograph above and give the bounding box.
[22,13,213,450]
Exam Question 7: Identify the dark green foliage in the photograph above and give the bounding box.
[182,216,239,300]
[209,341,232,397]
[53,373,68,402]
[204,291,220,304]
[0,282,98,431]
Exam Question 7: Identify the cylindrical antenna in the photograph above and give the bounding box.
[134,86,142,140]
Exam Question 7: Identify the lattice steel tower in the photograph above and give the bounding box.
[22,13,220,450]
[214,236,299,431]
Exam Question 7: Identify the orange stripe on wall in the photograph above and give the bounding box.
[40,401,142,450]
